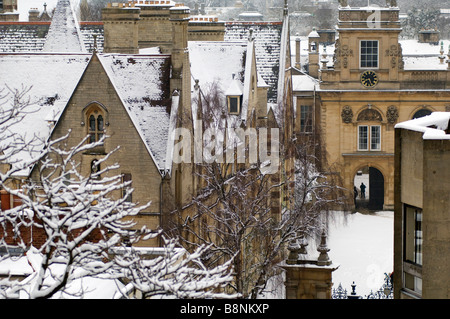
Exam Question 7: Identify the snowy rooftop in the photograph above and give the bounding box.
[0,53,91,175]
[98,53,172,171]
[395,112,450,140]
[0,22,104,53]
[225,22,282,104]
[189,41,247,94]
[0,52,173,174]
[189,41,247,124]
[41,0,86,53]
[292,73,318,92]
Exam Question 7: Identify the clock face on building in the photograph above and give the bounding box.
[360,70,379,88]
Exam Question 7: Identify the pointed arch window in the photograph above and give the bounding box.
[88,113,104,143]
[83,103,108,144]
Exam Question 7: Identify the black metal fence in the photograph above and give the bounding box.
[332,273,393,299]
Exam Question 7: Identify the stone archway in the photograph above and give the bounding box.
[353,166,385,211]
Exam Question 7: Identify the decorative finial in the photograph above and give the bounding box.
[317,229,332,266]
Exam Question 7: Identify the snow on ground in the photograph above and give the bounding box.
[327,210,394,297]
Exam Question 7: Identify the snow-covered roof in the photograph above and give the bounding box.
[395,112,450,140]
[42,0,86,53]
[0,52,173,175]
[188,40,249,130]
[292,74,318,92]
[0,22,104,53]
[189,40,247,102]
[225,22,282,104]
[98,54,172,171]
[0,53,91,176]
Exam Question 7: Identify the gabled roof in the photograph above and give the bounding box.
[0,53,91,176]
[97,53,172,171]
[0,52,173,176]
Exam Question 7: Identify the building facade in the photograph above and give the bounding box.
[0,0,292,250]
[394,112,450,299]
[295,2,450,210]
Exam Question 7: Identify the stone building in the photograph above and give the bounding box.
[293,1,450,210]
[0,0,292,249]
[394,112,450,299]
[0,0,18,21]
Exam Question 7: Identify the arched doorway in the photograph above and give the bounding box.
[354,166,384,211]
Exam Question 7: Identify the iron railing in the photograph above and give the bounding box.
[332,273,393,299]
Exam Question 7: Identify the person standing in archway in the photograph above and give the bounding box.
[360,182,366,199]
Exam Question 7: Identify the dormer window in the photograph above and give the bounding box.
[228,96,240,114]
[225,74,243,115]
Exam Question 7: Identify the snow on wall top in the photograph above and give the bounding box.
[98,53,172,171]
[41,0,86,53]
[395,112,450,140]
[225,22,282,104]
[0,53,91,175]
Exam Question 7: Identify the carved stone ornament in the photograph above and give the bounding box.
[341,106,353,124]
[357,108,383,122]
[386,105,399,124]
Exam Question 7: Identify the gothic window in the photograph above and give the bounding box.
[412,109,432,119]
[85,105,106,143]
[0,1,3,10]
[360,40,378,68]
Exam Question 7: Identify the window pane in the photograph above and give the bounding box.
[415,210,422,265]
[371,126,381,150]
[89,115,96,131]
[229,97,238,113]
[361,41,378,68]
[405,206,423,266]
[300,105,313,132]
[97,115,104,131]
[358,126,368,150]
